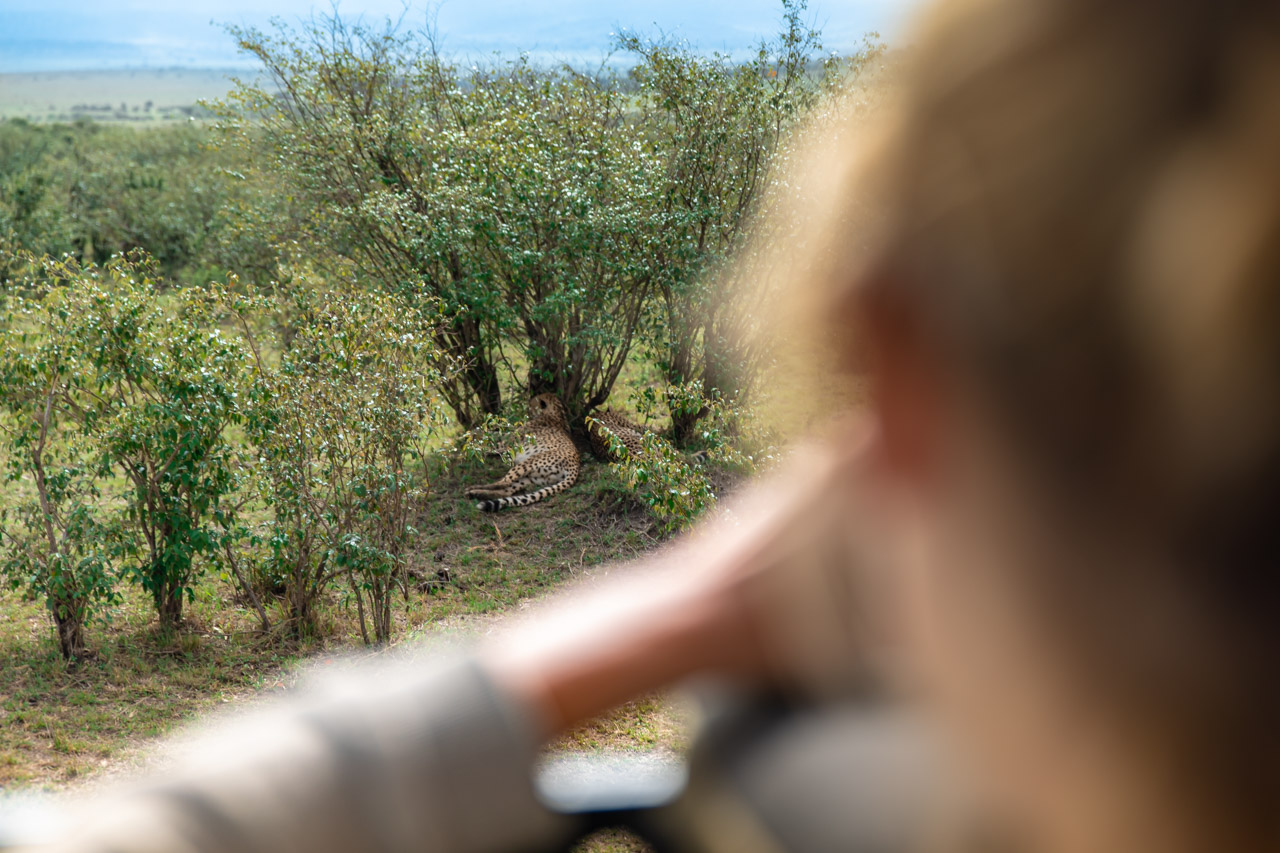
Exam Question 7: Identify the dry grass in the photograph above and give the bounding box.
[555,693,689,754]
[0,586,297,789]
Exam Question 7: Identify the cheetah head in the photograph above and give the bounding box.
[528,393,568,425]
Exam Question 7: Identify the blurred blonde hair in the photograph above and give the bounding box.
[778,0,1280,844]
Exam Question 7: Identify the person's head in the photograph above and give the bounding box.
[807,0,1280,848]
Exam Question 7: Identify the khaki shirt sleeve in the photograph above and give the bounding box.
[55,660,573,853]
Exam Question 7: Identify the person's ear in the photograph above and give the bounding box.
[857,283,948,490]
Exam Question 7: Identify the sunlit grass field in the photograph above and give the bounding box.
[0,69,248,123]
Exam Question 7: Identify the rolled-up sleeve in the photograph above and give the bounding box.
[57,660,573,853]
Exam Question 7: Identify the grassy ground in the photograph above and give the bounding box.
[0,451,688,850]
[409,455,662,624]
[0,587,295,787]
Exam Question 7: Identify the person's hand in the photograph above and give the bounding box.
[691,422,900,697]
[483,418,901,739]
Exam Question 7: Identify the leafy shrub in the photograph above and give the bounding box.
[0,462,115,660]
[0,272,119,658]
[661,381,781,475]
[232,283,449,643]
[451,412,521,465]
[629,381,773,472]
[51,255,245,630]
[0,253,245,646]
[221,8,865,432]
[596,382,781,531]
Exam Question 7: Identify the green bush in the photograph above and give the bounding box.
[215,4,877,435]
[596,383,780,531]
[451,412,521,465]
[231,282,450,643]
[57,254,245,630]
[651,381,780,475]
[0,265,119,659]
[0,253,246,647]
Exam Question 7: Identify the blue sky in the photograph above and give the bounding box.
[0,1,925,72]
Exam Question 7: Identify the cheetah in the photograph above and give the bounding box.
[585,407,652,462]
[465,394,580,511]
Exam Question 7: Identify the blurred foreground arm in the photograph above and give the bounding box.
[56,661,574,853]
[487,420,901,738]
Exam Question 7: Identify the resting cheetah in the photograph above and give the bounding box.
[586,407,651,462]
[465,394,580,511]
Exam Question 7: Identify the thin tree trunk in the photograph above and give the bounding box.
[52,597,86,660]
[351,575,371,646]
[223,542,271,633]
[155,575,184,632]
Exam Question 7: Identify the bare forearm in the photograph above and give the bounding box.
[486,568,759,738]
[485,426,894,739]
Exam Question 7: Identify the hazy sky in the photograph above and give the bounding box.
[0,0,925,72]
